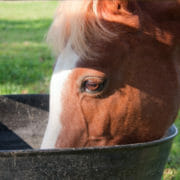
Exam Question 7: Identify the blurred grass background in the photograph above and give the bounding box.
[0,1,179,179]
[0,1,58,94]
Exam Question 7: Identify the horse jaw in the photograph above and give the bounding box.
[41,45,79,149]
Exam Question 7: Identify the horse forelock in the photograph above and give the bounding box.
[46,0,118,59]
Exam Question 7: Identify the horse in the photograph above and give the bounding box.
[41,0,180,149]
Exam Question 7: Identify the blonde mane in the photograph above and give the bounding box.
[47,0,117,59]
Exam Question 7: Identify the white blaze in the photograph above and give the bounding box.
[41,44,79,149]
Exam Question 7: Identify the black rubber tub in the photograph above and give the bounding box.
[0,94,178,180]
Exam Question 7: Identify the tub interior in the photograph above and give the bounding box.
[0,94,49,150]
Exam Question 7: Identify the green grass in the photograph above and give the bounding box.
[0,2,179,179]
[0,1,58,94]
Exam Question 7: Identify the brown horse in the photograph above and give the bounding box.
[41,0,180,149]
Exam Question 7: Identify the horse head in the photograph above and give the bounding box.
[41,0,180,149]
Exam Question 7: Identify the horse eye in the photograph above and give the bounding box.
[81,78,106,94]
